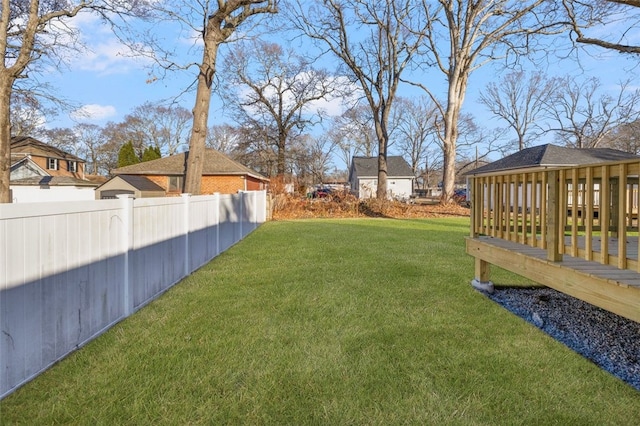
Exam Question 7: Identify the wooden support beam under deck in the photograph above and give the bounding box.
[466,237,640,324]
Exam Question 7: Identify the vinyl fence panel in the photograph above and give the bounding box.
[0,190,266,399]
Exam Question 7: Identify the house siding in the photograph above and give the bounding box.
[28,154,85,179]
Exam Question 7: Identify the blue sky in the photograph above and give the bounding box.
[38,8,640,167]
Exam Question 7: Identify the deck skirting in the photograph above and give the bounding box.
[466,236,640,323]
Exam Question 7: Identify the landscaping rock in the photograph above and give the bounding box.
[481,286,640,391]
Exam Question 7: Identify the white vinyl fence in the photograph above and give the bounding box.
[0,191,266,399]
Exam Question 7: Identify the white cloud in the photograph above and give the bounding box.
[56,11,151,76]
[74,39,142,75]
[70,104,117,121]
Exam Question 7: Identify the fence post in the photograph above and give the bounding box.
[214,192,220,256]
[262,190,267,223]
[118,194,135,316]
[252,190,257,230]
[238,191,244,239]
[182,193,191,275]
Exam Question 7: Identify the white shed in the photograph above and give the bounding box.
[348,156,414,200]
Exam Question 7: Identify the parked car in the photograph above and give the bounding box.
[311,187,333,198]
[453,188,469,206]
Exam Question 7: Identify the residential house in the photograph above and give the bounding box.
[97,148,269,199]
[348,156,414,200]
[10,136,100,203]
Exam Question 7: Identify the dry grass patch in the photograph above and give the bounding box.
[272,192,470,220]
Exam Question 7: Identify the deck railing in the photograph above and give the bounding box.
[469,159,640,270]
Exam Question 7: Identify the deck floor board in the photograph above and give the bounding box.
[477,235,640,288]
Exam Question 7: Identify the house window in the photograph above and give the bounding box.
[168,176,183,192]
[68,161,77,172]
[47,158,58,170]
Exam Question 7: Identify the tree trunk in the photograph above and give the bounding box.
[441,67,468,204]
[277,134,286,176]
[184,46,217,195]
[0,74,13,203]
[377,152,388,199]
[375,115,388,199]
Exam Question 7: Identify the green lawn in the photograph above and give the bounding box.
[2,218,639,424]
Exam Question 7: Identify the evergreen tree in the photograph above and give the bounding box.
[142,145,162,162]
[117,141,140,167]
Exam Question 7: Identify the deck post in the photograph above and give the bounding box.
[611,176,620,239]
[471,257,494,293]
[546,170,562,262]
[469,175,494,292]
[470,176,479,238]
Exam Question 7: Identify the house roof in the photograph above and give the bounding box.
[351,156,414,178]
[10,176,98,187]
[11,136,85,163]
[113,175,165,192]
[111,148,269,181]
[467,144,640,176]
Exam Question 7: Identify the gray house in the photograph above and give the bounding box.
[348,156,414,200]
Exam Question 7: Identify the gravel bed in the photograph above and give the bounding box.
[482,286,640,391]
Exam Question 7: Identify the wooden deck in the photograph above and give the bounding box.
[467,236,640,323]
[466,158,640,323]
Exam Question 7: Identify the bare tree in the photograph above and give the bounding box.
[0,0,146,202]
[207,123,239,154]
[127,102,192,155]
[102,116,146,158]
[479,71,560,151]
[292,0,428,199]
[412,1,565,203]
[545,76,640,148]
[305,135,336,184]
[43,124,113,175]
[600,120,640,154]
[327,104,377,171]
[221,40,337,176]
[73,123,108,175]
[43,127,80,156]
[233,122,278,176]
[9,91,54,138]
[392,96,438,179]
[563,0,640,54]
[417,146,443,190]
[288,134,335,188]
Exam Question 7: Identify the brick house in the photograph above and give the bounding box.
[97,148,269,199]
